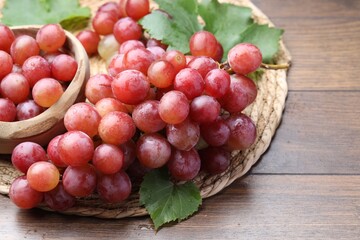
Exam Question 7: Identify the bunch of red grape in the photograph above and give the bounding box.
[0,24,78,122]
[9,0,262,211]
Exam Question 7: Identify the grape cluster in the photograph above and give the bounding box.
[9,0,262,211]
[0,24,78,122]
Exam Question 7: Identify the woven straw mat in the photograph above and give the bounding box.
[0,0,291,218]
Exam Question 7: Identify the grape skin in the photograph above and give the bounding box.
[9,176,43,209]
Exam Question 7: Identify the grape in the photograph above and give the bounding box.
[204,68,230,99]
[98,111,136,145]
[200,117,230,147]
[10,35,40,65]
[11,142,48,174]
[162,50,187,74]
[57,130,94,167]
[108,53,125,77]
[136,133,171,168]
[167,148,201,181]
[97,2,121,18]
[189,95,221,124]
[92,143,124,174]
[118,0,128,18]
[220,74,257,113]
[0,50,13,79]
[27,161,60,192]
[9,176,43,209]
[62,164,97,197]
[94,97,128,117]
[113,17,142,44]
[47,135,67,168]
[0,98,16,122]
[158,90,189,124]
[132,100,166,133]
[146,46,165,60]
[123,47,155,75]
[146,38,167,50]
[98,34,120,61]
[189,31,218,60]
[174,68,204,100]
[228,43,262,75]
[166,118,200,151]
[44,182,76,211]
[125,0,150,21]
[16,100,44,121]
[22,55,51,87]
[118,40,145,54]
[97,171,132,203]
[225,113,257,150]
[147,60,176,88]
[214,42,224,62]
[1,73,30,104]
[32,78,64,108]
[0,24,15,53]
[119,140,136,170]
[76,30,101,56]
[36,24,66,52]
[187,56,218,78]
[64,102,101,138]
[51,54,78,82]
[85,74,114,104]
[111,69,150,105]
[199,147,231,175]
[92,11,118,36]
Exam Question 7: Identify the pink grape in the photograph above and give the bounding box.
[57,130,94,167]
[225,113,257,150]
[92,144,124,174]
[32,78,64,108]
[27,161,60,192]
[16,100,44,121]
[132,100,166,133]
[76,30,101,56]
[44,182,76,211]
[0,50,13,79]
[95,97,128,117]
[147,60,176,88]
[204,68,230,99]
[11,142,48,174]
[189,31,218,60]
[174,68,204,100]
[189,95,221,124]
[118,39,145,54]
[62,164,97,197]
[125,0,150,21]
[123,47,155,75]
[22,55,51,87]
[187,56,218,78]
[113,17,142,44]
[0,24,15,53]
[10,35,40,65]
[158,90,189,124]
[199,147,231,175]
[36,24,66,52]
[108,53,125,77]
[47,135,67,168]
[85,74,114,104]
[162,50,187,74]
[92,11,118,36]
[9,176,43,209]
[97,171,132,203]
[228,43,262,75]
[166,118,200,151]
[0,98,16,122]
[1,72,30,104]
[136,133,171,168]
[98,2,121,17]
[167,148,201,181]
[200,117,231,147]
[51,54,78,82]
[147,46,165,60]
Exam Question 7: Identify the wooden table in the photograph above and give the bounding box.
[1,0,360,239]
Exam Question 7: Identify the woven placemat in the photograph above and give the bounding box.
[0,0,291,218]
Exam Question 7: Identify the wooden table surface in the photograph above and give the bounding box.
[1,0,360,239]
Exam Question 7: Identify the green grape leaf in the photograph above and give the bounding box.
[139,0,202,53]
[0,0,90,31]
[140,168,202,230]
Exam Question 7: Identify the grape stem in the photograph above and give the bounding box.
[220,61,290,74]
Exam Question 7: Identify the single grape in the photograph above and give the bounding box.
[225,113,257,150]
[92,11,118,36]
[132,100,166,133]
[214,42,224,62]
[162,50,187,74]
[174,68,204,100]
[147,60,176,88]
[118,40,145,54]
[136,133,171,168]
[189,31,218,60]
[125,0,150,20]
[47,135,67,168]
[123,47,155,75]
[200,117,231,147]
[94,97,128,117]
[97,171,132,203]
[146,46,166,60]
[44,182,76,211]
[187,56,218,79]
[0,98,16,122]
[58,130,94,167]
[204,68,230,99]
[220,74,257,113]
[199,147,231,175]
[16,99,44,121]
[167,148,201,181]
[11,142,48,174]
[9,176,43,209]
[98,111,136,145]
[22,55,51,87]
[62,164,97,197]
[0,24,15,53]
[10,35,40,65]
[0,72,30,104]
[97,1,121,18]
[85,74,114,104]
[36,24,66,52]
[113,17,142,44]
[27,161,60,192]
[107,53,125,77]
[228,43,262,75]
[111,69,150,105]
[92,143,124,174]
[158,90,189,124]
[64,102,101,138]
[76,30,101,56]
[0,50,13,79]
[166,118,200,151]
[51,54,78,82]
[189,95,221,124]
[32,78,64,108]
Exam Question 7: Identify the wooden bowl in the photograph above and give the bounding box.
[0,25,90,154]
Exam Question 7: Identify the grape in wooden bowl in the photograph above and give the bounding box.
[0,25,90,154]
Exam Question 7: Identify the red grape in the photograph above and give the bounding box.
[51,54,78,82]
[228,43,262,75]
[162,50,186,74]
[44,182,76,211]
[11,142,48,174]
[16,99,44,121]
[0,24,15,53]
[1,72,30,104]
[10,35,40,65]
[158,90,189,124]
[36,24,66,52]
[167,148,201,181]
[97,171,132,203]
[47,135,67,168]
[76,30,101,56]
[199,147,231,175]
[85,74,114,104]
[32,78,64,108]
[9,176,43,209]
[0,50,13,79]
[92,143,124,174]
[187,56,218,78]
[200,117,231,147]
[125,0,149,20]
[147,60,176,88]
[95,97,128,117]
[62,164,97,197]
[92,11,118,36]
[113,17,142,44]
[22,55,51,87]
[204,68,230,99]
[132,100,166,133]
[0,98,16,122]
[123,47,155,75]
[190,95,221,124]
[174,68,204,100]
[108,53,125,77]
[225,113,257,150]
[27,161,60,192]
[118,39,145,54]
[189,31,218,60]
